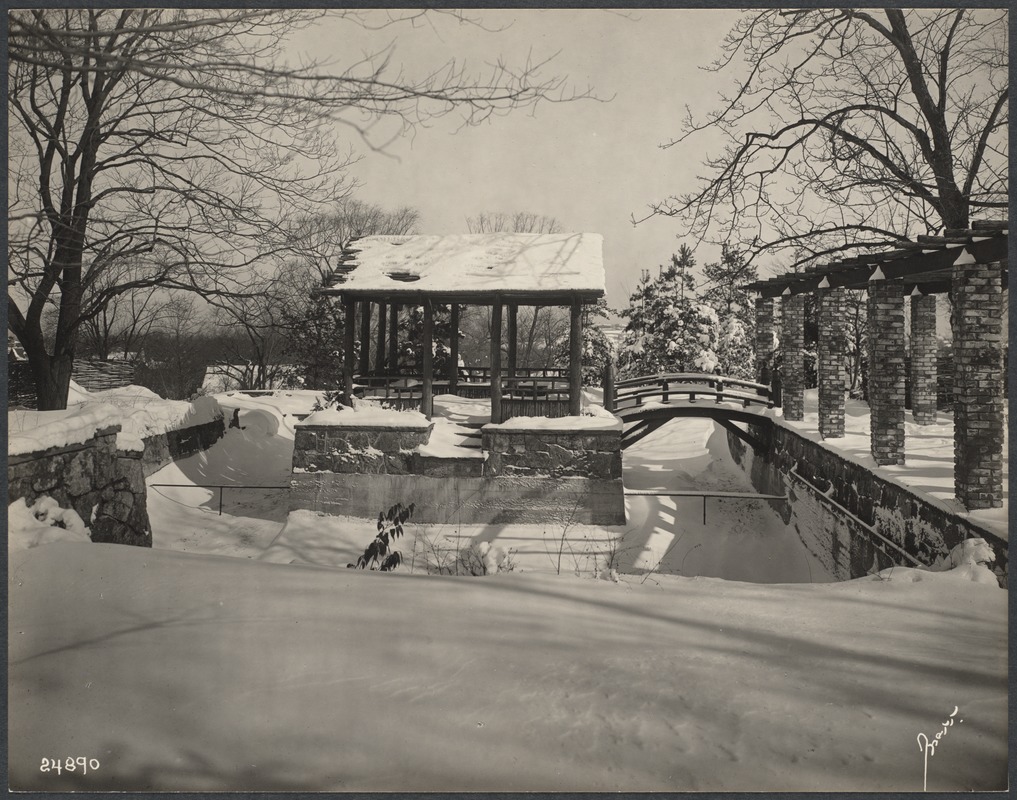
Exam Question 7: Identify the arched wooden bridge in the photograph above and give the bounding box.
[604,372,776,450]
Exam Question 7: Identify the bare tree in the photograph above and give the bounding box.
[638,9,1007,270]
[466,212,563,237]
[78,259,178,361]
[8,9,590,408]
[462,211,568,368]
[211,269,309,391]
[135,295,212,400]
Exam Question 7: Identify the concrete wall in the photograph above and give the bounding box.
[290,473,624,525]
[8,426,152,547]
[726,422,1008,581]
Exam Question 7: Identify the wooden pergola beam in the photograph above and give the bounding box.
[746,235,1007,298]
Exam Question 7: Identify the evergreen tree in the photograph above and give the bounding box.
[400,304,457,376]
[283,292,346,391]
[618,246,718,376]
[699,245,757,380]
[552,297,614,386]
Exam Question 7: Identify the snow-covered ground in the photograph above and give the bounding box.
[7,389,1008,791]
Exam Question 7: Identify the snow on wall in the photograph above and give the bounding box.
[8,405,123,456]
[485,412,622,432]
[9,386,224,457]
[299,405,430,428]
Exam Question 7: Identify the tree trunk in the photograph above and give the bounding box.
[33,353,74,410]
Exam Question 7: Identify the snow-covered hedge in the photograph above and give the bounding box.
[8,497,91,550]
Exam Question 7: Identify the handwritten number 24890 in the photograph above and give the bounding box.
[40,757,100,775]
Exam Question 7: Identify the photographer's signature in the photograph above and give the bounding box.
[917,706,962,791]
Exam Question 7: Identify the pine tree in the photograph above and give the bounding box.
[618,246,718,376]
[699,245,757,380]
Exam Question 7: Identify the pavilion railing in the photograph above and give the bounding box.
[354,369,574,418]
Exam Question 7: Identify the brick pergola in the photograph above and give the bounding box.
[746,221,1008,511]
[317,233,606,423]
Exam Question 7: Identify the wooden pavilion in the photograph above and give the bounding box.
[317,233,606,422]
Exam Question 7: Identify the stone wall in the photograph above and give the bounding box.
[482,426,622,479]
[292,422,434,474]
[8,426,152,547]
[289,419,626,525]
[726,421,1007,581]
[141,418,226,477]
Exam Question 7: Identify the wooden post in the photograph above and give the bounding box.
[491,301,503,423]
[507,303,518,379]
[359,300,372,376]
[388,304,399,375]
[449,303,460,393]
[603,359,615,413]
[342,297,356,407]
[376,303,387,375]
[569,299,583,416]
[421,299,434,418]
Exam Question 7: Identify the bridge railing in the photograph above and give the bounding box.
[606,371,773,413]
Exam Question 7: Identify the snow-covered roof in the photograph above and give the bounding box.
[321,233,605,303]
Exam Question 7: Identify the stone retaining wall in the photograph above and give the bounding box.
[8,426,152,547]
[141,418,226,477]
[289,418,625,524]
[482,427,622,479]
[292,422,433,474]
[726,421,1007,581]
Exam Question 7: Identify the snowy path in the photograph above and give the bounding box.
[620,418,832,582]
[147,406,295,558]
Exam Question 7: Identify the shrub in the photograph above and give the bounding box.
[349,502,415,571]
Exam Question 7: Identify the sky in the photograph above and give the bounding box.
[291,9,747,310]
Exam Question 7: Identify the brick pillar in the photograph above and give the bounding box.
[754,296,775,380]
[952,258,1004,509]
[867,279,906,465]
[909,294,938,424]
[780,294,806,421]
[817,287,847,438]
